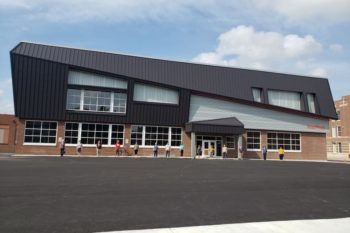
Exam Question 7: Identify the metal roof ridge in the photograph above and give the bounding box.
[16,41,329,81]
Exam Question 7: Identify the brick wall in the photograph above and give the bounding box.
[243,131,327,160]
[0,114,17,153]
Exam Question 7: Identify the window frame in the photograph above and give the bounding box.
[252,87,263,103]
[267,131,302,152]
[133,82,180,105]
[23,120,58,146]
[226,136,236,149]
[64,122,125,147]
[246,131,261,151]
[267,89,302,111]
[66,88,127,114]
[130,125,182,148]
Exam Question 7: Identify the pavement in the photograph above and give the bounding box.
[0,156,350,233]
[99,217,350,233]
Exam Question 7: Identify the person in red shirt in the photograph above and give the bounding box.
[115,140,121,156]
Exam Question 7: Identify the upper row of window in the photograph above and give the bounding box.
[67,71,179,113]
[252,88,317,114]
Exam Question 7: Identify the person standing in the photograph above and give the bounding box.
[115,140,121,156]
[60,138,65,157]
[179,143,184,157]
[222,144,228,159]
[196,145,202,159]
[165,143,171,158]
[134,142,139,155]
[153,142,158,157]
[76,140,83,155]
[262,146,268,160]
[278,146,284,160]
[96,140,102,156]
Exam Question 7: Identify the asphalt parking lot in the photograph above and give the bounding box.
[0,156,349,233]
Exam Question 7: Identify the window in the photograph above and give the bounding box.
[133,83,179,104]
[66,89,127,114]
[252,88,262,102]
[171,128,182,146]
[145,126,169,146]
[336,110,340,120]
[64,123,79,144]
[130,125,182,147]
[68,70,127,89]
[24,121,57,144]
[337,126,342,137]
[111,125,124,145]
[267,132,300,151]
[268,90,301,110]
[113,93,127,113]
[64,123,124,145]
[81,123,109,145]
[66,89,81,110]
[226,136,235,149]
[131,125,143,146]
[338,143,342,153]
[332,127,336,137]
[307,93,316,113]
[247,131,260,150]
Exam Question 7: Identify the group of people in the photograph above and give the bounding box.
[59,137,286,160]
[152,142,185,158]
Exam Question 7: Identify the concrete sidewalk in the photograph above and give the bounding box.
[98,217,350,233]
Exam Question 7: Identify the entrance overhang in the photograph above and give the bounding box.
[185,117,244,135]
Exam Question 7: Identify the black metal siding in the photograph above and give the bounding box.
[11,54,190,126]
[10,42,337,119]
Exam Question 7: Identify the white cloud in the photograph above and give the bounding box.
[256,0,350,24]
[310,68,328,77]
[0,0,249,23]
[192,25,323,72]
[0,89,3,95]
[329,44,344,53]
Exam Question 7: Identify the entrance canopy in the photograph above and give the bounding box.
[185,117,244,135]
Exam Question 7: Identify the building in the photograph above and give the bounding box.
[327,95,350,158]
[6,42,337,159]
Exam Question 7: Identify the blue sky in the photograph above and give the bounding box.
[0,0,349,114]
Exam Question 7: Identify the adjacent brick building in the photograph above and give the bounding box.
[327,95,350,157]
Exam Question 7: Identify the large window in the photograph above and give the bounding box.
[111,125,124,145]
[171,128,182,147]
[133,83,179,104]
[64,123,124,145]
[66,89,127,114]
[247,131,260,150]
[267,132,301,151]
[66,89,81,110]
[268,90,301,110]
[68,70,127,89]
[307,93,316,113]
[24,121,57,144]
[145,126,169,146]
[131,125,143,146]
[64,122,79,144]
[130,125,182,147]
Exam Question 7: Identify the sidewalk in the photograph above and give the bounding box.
[98,217,350,233]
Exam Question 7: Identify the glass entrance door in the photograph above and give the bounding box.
[203,140,216,157]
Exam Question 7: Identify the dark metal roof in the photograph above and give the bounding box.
[11,42,337,119]
[185,117,244,135]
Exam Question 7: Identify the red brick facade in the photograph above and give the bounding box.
[0,114,327,160]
